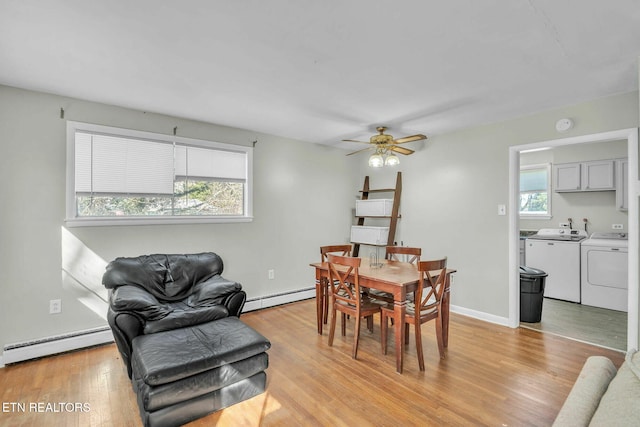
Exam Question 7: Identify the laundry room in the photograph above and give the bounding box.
[519,138,628,350]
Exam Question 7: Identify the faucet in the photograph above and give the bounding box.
[567,218,573,230]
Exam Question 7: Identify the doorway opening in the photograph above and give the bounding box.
[508,128,639,352]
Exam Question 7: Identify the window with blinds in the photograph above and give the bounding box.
[520,164,551,217]
[66,121,252,226]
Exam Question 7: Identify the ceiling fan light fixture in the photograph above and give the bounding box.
[384,152,400,166]
[368,152,384,168]
[346,125,425,166]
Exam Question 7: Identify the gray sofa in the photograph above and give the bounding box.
[553,350,640,426]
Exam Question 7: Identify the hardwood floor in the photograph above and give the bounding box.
[0,299,625,426]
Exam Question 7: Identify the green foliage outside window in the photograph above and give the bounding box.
[77,181,243,217]
[519,192,548,214]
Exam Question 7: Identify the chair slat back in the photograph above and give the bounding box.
[415,257,448,314]
[321,244,352,262]
[385,246,421,265]
[327,254,361,308]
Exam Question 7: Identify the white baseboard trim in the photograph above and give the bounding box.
[1,287,316,368]
[243,290,513,329]
[451,304,511,327]
[243,287,315,312]
[0,296,511,369]
[243,290,514,328]
[1,327,114,367]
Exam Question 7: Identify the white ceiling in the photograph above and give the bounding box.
[1,1,640,151]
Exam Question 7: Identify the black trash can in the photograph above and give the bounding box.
[519,266,548,323]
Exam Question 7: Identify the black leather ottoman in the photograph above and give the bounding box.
[130,317,271,427]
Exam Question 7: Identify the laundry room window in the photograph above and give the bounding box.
[520,164,551,218]
[66,121,253,226]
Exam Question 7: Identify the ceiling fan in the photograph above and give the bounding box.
[343,126,427,167]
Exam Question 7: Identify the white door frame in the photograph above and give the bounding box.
[508,128,639,351]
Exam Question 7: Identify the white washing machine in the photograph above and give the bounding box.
[525,228,588,303]
[581,232,628,312]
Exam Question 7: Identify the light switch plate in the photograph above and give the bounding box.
[49,299,61,314]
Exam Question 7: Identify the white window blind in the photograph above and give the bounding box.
[519,164,551,217]
[67,121,253,226]
[520,168,548,193]
[74,132,92,193]
[174,145,247,181]
[75,132,174,195]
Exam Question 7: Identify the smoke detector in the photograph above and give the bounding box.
[555,118,573,132]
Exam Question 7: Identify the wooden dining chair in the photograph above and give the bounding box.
[316,245,352,334]
[369,246,422,305]
[386,246,421,264]
[380,257,448,371]
[327,254,381,359]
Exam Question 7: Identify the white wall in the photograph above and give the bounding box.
[1,84,638,356]
[347,92,639,320]
[520,140,628,233]
[0,85,353,349]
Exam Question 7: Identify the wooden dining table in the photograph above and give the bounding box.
[310,258,456,373]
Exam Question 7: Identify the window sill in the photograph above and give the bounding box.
[65,216,254,227]
[519,214,552,220]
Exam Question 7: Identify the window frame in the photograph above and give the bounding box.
[519,163,552,219]
[65,121,253,227]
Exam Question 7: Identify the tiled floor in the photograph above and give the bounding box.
[520,297,627,351]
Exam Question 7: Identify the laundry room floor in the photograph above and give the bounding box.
[520,298,627,351]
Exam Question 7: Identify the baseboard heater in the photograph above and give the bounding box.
[1,288,315,366]
[1,326,114,366]
[243,287,315,312]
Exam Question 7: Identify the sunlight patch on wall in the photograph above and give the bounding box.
[61,227,109,319]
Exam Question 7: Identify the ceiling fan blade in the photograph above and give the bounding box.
[393,134,427,144]
[342,139,370,144]
[389,145,415,155]
[346,146,373,156]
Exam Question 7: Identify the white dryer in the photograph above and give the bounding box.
[581,232,628,312]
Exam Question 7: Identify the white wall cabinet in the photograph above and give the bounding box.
[581,160,615,190]
[554,163,581,191]
[554,160,615,192]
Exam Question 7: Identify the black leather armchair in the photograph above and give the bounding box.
[102,252,246,378]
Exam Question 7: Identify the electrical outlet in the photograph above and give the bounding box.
[497,204,506,216]
[268,269,275,280]
[612,224,624,230]
[559,223,569,228]
[49,299,61,314]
